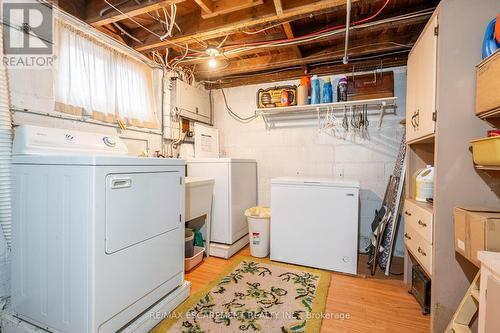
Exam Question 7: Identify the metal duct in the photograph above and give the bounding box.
[343,0,352,65]
[0,22,13,249]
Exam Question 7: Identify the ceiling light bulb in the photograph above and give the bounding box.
[208,58,217,68]
[206,47,219,57]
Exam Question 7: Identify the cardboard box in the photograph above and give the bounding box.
[476,50,500,115]
[454,207,500,267]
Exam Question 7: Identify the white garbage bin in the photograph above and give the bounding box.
[245,207,271,258]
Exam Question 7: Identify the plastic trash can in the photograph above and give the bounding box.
[245,207,271,258]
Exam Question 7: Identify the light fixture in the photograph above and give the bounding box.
[208,57,217,68]
[205,47,219,57]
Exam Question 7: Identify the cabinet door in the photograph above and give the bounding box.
[406,50,419,142]
[406,15,438,142]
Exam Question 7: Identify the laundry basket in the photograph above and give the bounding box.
[245,207,271,258]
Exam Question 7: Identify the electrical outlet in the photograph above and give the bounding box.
[336,166,344,178]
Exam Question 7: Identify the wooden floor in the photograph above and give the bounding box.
[185,246,429,333]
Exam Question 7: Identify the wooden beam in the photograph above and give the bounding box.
[204,54,408,88]
[87,0,185,27]
[199,32,415,78]
[133,0,358,52]
[176,15,427,65]
[201,0,264,19]
[97,24,129,45]
[273,0,302,60]
[273,0,284,15]
[193,0,214,14]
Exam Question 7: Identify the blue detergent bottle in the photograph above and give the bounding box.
[322,77,333,103]
[311,75,320,104]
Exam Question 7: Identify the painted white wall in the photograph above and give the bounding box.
[212,67,407,256]
[8,67,165,157]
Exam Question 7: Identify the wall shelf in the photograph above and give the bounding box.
[256,97,397,130]
[478,108,500,128]
[475,165,500,171]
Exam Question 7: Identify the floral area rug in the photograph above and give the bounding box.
[153,258,331,333]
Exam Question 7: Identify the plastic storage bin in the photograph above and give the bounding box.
[185,246,205,271]
[471,136,500,166]
[245,207,271,258]
[185,229,194,258]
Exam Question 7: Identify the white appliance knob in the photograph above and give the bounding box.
[103,136,116,147]
[342,256,351,263]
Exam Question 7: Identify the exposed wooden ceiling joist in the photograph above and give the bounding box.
[174,12,429,66]
[133,0,360,52]
[273,0,303,60]
[199,32,414,79]
[207,54,408,88]
[194,0,265,20]
[86,0,185,27]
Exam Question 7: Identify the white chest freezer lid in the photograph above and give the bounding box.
[186,157,256,163]
[271,177,360,188]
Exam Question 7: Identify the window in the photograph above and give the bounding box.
[54,20,159,129]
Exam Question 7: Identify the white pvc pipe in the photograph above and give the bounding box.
[343,0,352,65]
[0,22,13,249]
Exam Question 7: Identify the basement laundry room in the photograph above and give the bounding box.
[1,0,500,332]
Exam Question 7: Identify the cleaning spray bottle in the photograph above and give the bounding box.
[311,75,320,104]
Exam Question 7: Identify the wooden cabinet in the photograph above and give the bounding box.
[406,15,438,143]
[404,199,434,276]
[404,2,500,332]
[405,199,434,244]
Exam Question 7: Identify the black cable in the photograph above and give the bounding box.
[220,86,258,123]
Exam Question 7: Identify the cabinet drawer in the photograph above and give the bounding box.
[405,222,433,276]
[404,199,434,244]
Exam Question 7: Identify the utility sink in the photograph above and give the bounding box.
[185,177,215,222]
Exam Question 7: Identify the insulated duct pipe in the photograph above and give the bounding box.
[0,21,13,250]
[343,0,352,64]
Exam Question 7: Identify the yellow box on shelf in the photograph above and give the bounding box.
[471,136,500,166]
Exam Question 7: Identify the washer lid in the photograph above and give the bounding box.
[271,177,360,188]
[12,125,128,156]
[12,154,185,166]
[186,157,256,163]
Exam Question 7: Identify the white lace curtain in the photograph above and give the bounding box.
[54,19,159,129]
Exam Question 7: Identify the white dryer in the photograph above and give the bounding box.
[11,125,189,333]
[270,177,360,275]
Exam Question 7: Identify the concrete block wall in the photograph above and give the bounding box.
[212,66,407,255]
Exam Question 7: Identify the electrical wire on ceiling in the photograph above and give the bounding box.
[168,1,433,67]
[202,49,409,84]
[102,0,194,52]
[195,41,415,74]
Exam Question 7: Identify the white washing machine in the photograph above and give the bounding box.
[187,158,257,258]
[270,177,360,275]
[10,125,189,333]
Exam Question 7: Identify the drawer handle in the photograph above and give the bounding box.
[418,220,427,227]
[110,177,132,189]
[404,211,412,216]
[418,247,427,256]
[404,233,411,240]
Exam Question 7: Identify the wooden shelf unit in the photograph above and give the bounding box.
[402,2,500,332]
[478,108,500,128]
